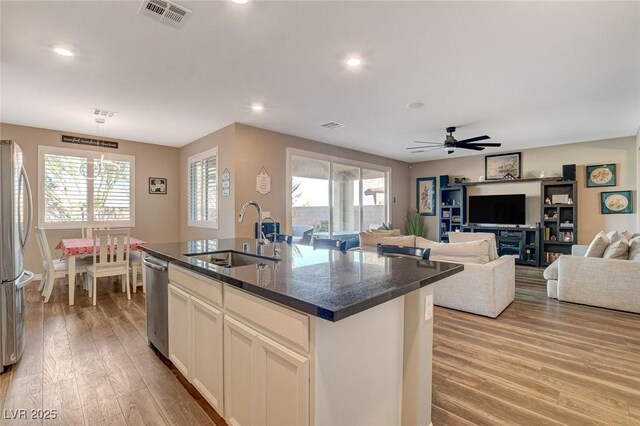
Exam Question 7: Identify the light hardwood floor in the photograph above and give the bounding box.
[2,268,639,425]
[432,268,640,425]
[1,277,224,426]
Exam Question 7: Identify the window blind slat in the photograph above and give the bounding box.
[42,150,134,226]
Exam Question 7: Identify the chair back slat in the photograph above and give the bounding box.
[35,227,54,266]
[93,229,130,266]
[313,238,347,251]
[377,243,431,260]
[83,225,111,239]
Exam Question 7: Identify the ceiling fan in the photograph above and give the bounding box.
[407,126,501,154]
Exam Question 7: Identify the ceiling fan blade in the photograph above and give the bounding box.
[460,142,501,147]
[412,141,442,145]
[409,146,445,154]
[457,135,490,144]
[457,145,485,151]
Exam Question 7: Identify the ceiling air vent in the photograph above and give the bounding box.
[93,108,117,118]
[139,0,191,29]
[321,121,345,129]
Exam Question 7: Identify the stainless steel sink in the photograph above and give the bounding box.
[186,251,278,268]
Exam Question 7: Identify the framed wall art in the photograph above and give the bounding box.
[587,164,616,187]
[149,177,167,195]
[417,177,437,216]
[601,190,633,214]
[485,152,521,180]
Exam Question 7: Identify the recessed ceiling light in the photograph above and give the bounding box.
[53,46,76,57]
[251,103,264,112]
[232,0,249,4]
[345,56,362,68]
[408,102,425,109]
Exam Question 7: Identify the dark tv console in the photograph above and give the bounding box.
[461,225,541,267]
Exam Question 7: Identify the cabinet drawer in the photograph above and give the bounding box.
[169,265,223,308]
[225,286,309,354]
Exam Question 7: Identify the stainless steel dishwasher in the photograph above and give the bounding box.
[142,254,169,358]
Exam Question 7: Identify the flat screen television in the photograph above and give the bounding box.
[468,194,526,225]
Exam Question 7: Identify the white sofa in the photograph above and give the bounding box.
[546,245,640,314]
[358,231,515,318]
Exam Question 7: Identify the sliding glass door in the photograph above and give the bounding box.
[289,150,389,243]
[291,155,330,242]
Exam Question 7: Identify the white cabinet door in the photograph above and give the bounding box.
[255,334,309,426]
[224,315,258,426]
[168,283,191,378]
[191,296,224,416]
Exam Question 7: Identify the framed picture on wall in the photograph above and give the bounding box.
[601,190,633,214]
[417,177,436,216]
[149,177,167,195]
[485,152,521,180]
[586,164,616,187]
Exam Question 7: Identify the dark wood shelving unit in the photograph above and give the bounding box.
[438,186,465,242]
[541,180,578,266]
[437,177,577,267]
[463,225,541,266]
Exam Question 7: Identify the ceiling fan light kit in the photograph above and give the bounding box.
[408,126,502,155]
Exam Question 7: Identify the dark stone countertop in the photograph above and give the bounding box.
[140,238,463,322]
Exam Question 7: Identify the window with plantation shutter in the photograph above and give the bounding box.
[188,147,218,228]
[38,146,135,229]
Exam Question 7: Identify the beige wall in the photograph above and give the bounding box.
[233,124,411,238]
[0,122,181,275]
[637,127,640,230]
[178,123,236,241]
[410,136,638,243]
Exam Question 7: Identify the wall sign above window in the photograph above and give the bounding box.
[61,135,118,149]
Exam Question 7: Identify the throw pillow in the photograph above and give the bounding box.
[448,232,499,261]
[627,236,640,261]
[584,231,609,258]
[602,231,629,260]
[415,237,490,264]
[622,230,640,241]
[359,232,415,249]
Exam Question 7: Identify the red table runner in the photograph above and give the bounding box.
[55,237,147,258]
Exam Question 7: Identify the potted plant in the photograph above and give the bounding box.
[406,209,426,238]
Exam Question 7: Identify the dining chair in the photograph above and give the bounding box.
[35,227,90,303]
[87,229,131,306]
[130,250,146,294]
[268,233,294,245]
[313,238,347,251]
[376,243,431,260]
[81,225,110,239]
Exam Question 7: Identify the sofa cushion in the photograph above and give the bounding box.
[543,259,559,280]
[584,231,609,257]
[628,236,640,261]
[448,232,499,261]
[415,237,490,264]
[603,231,629,259]
[622,230,640,241]
[359,232,415,248]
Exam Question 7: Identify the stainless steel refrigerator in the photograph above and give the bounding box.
[0,140,34,372]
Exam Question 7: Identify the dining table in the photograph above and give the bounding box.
[55,237,147,305]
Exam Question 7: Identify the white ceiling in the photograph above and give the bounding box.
[2,1,639,162]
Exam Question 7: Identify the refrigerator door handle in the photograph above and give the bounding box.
[19,165,33,250]
[16,270,34,289]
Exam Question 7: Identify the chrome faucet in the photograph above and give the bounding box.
[238,201,267,245]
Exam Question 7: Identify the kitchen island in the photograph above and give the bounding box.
[140,238,463,426]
